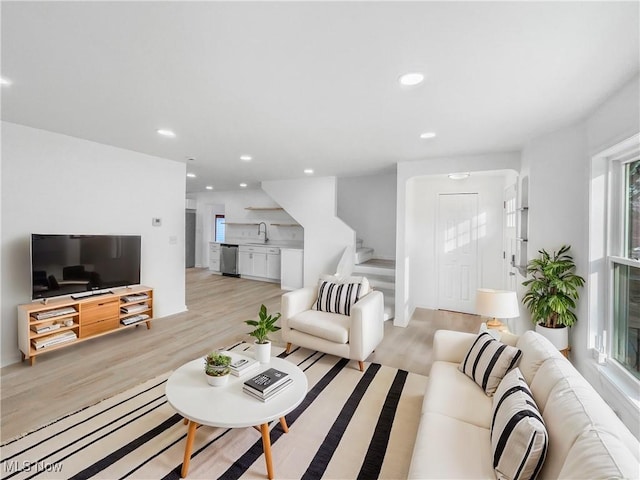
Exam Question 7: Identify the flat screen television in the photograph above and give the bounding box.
[31,234,141,300]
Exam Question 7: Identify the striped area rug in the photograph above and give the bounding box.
[1,344,427,479]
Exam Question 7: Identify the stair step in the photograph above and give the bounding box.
[354,259,395,278]
[355,247,374,264]
[365,275,395,290]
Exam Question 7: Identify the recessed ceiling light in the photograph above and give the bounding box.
[0,77,12,86]
[239,183,247,188]
[186,172,196,178]
[157,129,176,138]
[205,186,213,190]
[448,172,470,180]
[240,155,252,161]
[420,132,437,139]
[399,72,424,86]
[304,169,314,175]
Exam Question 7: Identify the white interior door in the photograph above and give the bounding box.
[503,184,518,290]
[437,193,479,314]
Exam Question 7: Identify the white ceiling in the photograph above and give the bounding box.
[2,1,638,193]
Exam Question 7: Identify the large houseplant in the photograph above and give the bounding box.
[522,245,585,350]
[245,304,281,363]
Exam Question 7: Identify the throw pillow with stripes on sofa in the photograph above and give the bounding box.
[459,331,522,396]
[491,367,548,480]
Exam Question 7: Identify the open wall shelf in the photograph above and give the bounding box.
[244,207,284,211]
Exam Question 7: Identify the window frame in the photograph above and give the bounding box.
[609,156,640,379]
[590,133,640,400]
[215,214,225,243]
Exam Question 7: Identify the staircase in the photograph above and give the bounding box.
[353,239,395,321]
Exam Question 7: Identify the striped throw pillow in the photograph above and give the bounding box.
[313,280,362,316]
[459,331,522,396]
[491,368,548,480]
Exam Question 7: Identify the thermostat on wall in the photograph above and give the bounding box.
[152,218,162,226]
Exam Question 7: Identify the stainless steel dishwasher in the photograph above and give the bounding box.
[220,244,239,277]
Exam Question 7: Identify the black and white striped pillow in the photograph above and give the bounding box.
[313,280,362,316]
[491,368,548,480]
[459,331,522,396]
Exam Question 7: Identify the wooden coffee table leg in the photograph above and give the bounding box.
[181,420,198,478]
[260,423,274,480]
[279,416,289,433]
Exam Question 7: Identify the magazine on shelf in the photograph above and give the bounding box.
[31,323,62,334]
[243,377,293,402]
[221,350,260,376]
[243,367,289,395]
[121,293,149,303]
[31,331,78,350]
[120,303,148,314]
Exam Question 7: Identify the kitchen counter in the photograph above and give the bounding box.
[220,239,304,249]
[209,241,303,288]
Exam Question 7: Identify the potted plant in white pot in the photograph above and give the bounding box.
[245,304,281,364]
[522,245,585,350]
[204,351,232,386]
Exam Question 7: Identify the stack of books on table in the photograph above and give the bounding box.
[223,351,260,377]
[243,367,293,402]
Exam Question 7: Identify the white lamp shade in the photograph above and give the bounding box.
[476,289,519,319]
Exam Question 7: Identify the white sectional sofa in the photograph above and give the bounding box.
[409,329,640,479]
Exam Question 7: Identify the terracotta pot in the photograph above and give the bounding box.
[535,324,569,350]
[254,341,271,364]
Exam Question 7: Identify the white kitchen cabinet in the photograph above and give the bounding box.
[238,245,278,280]
[281,248,303,290]
[252,252,268,277]
[238,250,252,275]
[209,243,221,272]
[266,248,281,279]
[238,245,281,281]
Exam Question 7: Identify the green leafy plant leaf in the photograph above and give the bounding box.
[245,304,281,344]
[522,245,585,328]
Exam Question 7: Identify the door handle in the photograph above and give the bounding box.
[509,272,516,276]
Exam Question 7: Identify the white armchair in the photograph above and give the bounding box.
[281,285,384,371]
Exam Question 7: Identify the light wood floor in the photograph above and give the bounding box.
[0,269,481,442]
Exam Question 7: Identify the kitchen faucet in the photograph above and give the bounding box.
[257,222,268,243]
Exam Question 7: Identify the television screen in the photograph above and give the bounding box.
[31,234,141,300]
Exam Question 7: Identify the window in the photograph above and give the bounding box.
[611,159,640,379]
[215,215,225,243]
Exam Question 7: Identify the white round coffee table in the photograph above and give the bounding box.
[165,355,307,479]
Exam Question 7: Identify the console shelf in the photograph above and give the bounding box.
[18,286,153,365]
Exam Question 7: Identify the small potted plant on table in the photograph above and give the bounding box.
[245,304,281,364]
[522,244,585,351]
[204,351,232,386]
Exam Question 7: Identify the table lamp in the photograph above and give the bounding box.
[476,288,519,329]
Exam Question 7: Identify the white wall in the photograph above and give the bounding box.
[190,188,303,268]
[395,152,521,326]
[262,177,355,285]
[1,122,187,366]
[516,124,588,336]
[522,74,640,437]
[337,173,396,259]
[407,174,507,310]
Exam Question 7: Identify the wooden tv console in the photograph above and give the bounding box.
[18,285,153,365]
